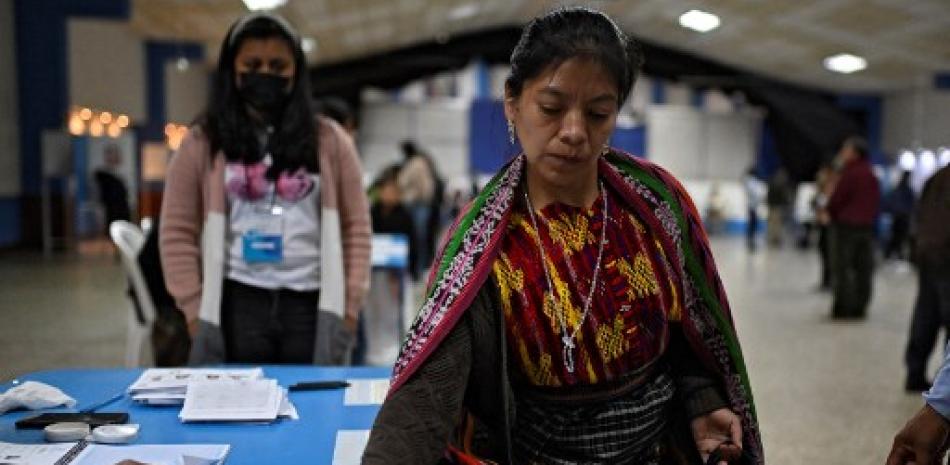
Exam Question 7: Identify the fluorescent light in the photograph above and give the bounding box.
[678,10,720,33]
[939,147,950,167]
[898,150,916,171]
[823,53,867,74]
[302,37,317,54]
[920,149,936,172]
[242,0,286,11]
[448,3,479,21]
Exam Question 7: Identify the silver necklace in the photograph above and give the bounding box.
[524,181,608,374]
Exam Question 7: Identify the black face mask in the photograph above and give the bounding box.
[238,72,290,120]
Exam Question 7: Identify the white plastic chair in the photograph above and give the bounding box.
[109,220,155,367]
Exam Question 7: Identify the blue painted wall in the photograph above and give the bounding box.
[934,73,950,90]
[836,94,885,165]
[10,0,129,247]
[469,99,516,175]
[610,126,646,158]
[0,199,20,246]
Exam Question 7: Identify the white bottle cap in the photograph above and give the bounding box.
[44,422,90,442]
[91,424,140,444]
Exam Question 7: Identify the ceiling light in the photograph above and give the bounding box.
[242,0,286,11]
[939,147,950,167]
[176,57,190,72]
[302,37,317,54]
[448,3,479,21]
[898,150,915,171]
[678,10,720,33]
[920,149,936,171]
[823,53,867,74]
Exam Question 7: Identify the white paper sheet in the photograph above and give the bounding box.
[343,379,389,406]
[0,442,229,465]
[128,368,264,393]
[180,379,281,422]
[72,443,229,465]
[0,441,76,465]
[331,430,370,465]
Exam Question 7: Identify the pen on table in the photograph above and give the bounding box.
[288,381,350,391]
[79,392,125,413]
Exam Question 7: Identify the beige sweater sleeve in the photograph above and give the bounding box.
[329,124,372,320]
[159,130,207,323]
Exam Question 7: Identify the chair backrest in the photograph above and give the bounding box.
[109,220,156,326]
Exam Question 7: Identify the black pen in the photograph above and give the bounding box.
[288,381,350,391]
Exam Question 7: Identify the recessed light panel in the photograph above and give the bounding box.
[678,10,720,33]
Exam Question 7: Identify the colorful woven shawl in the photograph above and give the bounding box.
[390,150,764,464]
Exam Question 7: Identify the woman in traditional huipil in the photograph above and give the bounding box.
[362,7,763,465]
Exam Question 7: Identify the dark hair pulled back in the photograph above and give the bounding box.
[198,13,317,178]
[505,7,643,106]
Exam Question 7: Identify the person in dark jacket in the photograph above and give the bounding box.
[826,136,881,319]
[883,170,915,260]
[903,164,950,391]
[370,165,418,280]
[94,144,131,233]
[136,217,191,366]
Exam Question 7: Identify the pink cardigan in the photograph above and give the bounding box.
[160,117,371,363]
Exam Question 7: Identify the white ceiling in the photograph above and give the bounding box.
[129,0,950,93]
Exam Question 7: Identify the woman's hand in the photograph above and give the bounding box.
[691,407,743,464]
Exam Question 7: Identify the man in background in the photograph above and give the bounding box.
[904,163,950,392]
[826,136,880,319]
[94,144,131,233]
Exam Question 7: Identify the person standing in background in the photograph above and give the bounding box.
[743,167,765,251]
[883,170,916,261]
[826,136,880,319]
[903,163,950,392]
[95,144,132,233]
[370,165,418,281]
[766,168,791,247]
[815,164,838,291]
[397,140,439,278]
[160,13,370,365]
[315,97,358,141]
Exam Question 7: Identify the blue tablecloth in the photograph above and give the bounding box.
[0,366,390,464]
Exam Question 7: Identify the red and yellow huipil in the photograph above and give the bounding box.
[493,185,682,387]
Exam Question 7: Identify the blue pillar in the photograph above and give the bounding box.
[11,0,129,247]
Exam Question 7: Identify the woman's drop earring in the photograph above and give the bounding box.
[507,120,516,145]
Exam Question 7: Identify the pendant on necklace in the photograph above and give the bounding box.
[562,335,576,373]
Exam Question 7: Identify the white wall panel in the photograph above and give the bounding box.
[358,101,470,184]
[68,19,145,122]
[647,105,704,179]
[648,105,761,224]
[883,89,950,153]
[165,62,208,124]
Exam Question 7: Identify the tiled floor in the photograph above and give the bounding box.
[0,236,936,464]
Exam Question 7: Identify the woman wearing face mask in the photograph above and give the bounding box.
[363,8,762,465]
[160,13,370,365]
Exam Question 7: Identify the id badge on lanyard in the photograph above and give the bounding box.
[242,203,285,264]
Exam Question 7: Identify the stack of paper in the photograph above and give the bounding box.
[180,378,286,423]
[128,368,297,423]
[127,368,264,405]
[0,441,230,465]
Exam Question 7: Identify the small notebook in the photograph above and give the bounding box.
[179,379,282,422]
[0,441,230,465]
